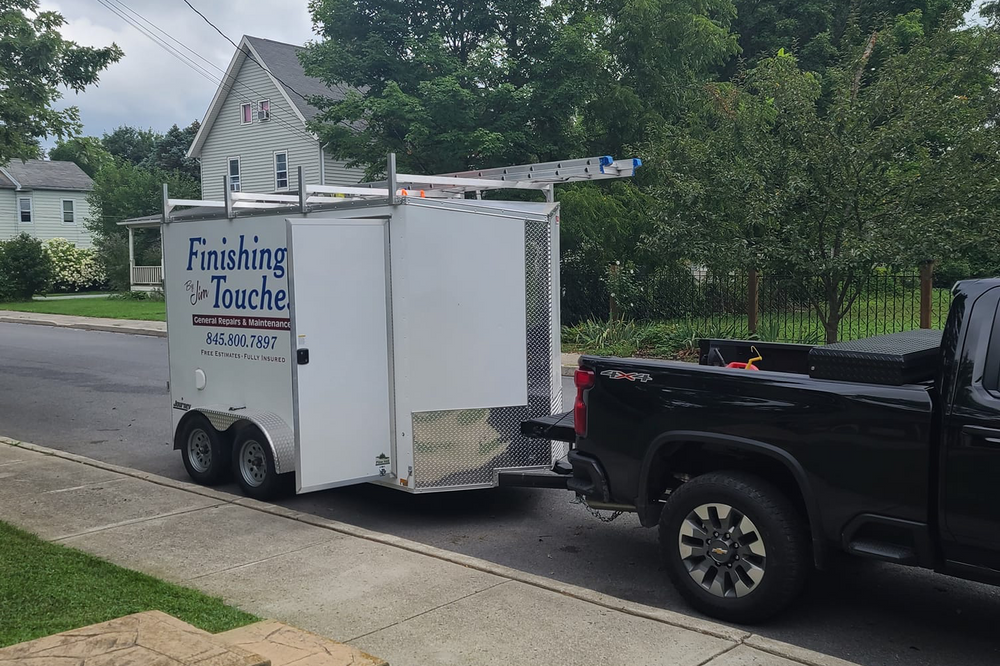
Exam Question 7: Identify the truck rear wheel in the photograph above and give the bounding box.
[179,414,230,486]
[232,425,285,500]
[659,471,808,623]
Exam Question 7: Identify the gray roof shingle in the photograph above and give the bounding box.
[244,36,349,122]
[1,160,93,191]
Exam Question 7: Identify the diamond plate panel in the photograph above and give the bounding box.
[195,407,295,474]
[413,218,559,489]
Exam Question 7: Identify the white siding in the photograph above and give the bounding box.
[322,150,364,186]
[1,189,92,248]
[0,191,15,240]
[200,58,321,199]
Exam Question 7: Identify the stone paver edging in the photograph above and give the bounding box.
[1,436,857,666]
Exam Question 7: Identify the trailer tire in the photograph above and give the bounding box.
[232,425,285,500]
[659,471,808,624]
[179,414,231,486]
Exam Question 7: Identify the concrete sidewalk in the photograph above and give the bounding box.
[0,438,856,666]
[0,310,167,337]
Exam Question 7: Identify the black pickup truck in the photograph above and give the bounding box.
[526,279,1000,623]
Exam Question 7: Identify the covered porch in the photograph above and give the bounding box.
[119,215,162,292]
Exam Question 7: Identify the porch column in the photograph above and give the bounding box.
[128,226,135,287]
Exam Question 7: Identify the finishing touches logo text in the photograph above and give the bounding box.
[185,235,288,311]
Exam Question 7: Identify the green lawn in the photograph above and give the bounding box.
[0,521,257,648]
[0,297,165,321]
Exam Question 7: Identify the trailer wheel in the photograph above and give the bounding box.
[179,414,230,485]
[232,425,284,500]
[659,471,808,623]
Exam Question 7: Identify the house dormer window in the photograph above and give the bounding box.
[258,100,270,122]
[241,103,253,125]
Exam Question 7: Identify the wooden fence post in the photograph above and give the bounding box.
[747,269,759,336]
[920,261,935,329]
[609,263,620,321]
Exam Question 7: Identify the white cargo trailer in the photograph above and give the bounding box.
[151,155,639,498]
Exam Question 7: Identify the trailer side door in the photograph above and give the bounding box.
[286,218,393,492]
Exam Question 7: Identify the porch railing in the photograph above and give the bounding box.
[131,265,162,286]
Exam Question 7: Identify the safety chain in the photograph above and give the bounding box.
[571,496,624,523]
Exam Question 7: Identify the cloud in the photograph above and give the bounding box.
[42,0,313,144]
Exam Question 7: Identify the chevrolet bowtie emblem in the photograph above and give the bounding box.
[711,547,728,556]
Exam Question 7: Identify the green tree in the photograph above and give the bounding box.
[101,126,162,166]
[142,121,200,180]
[0,1,121,164]
[302,0,739,175]
[86,159,199,289]
[48,136,112,177]
[728,0,967,74]
[646,11,1000,342]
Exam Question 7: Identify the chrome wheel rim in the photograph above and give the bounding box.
[678,502,767,598]
[239,440,267,488]
[186,428,212,473]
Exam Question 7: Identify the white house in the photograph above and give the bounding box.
[186,35,363,199]
[0,160,93,248]
[125,35,364,290]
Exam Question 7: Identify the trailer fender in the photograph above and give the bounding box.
[174,407,295,474]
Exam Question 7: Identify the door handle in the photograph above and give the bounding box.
[961,425,1000,447]
[297,348,309,365]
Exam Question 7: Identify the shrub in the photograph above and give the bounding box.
[0,233,54,300]
[44,238,107,293]
[92,233,131,292]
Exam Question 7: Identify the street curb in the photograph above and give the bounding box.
[1,437,859,666]
[0,316,166,337]
[561,365,575,376]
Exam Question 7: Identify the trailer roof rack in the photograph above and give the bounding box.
[152,153,642,221]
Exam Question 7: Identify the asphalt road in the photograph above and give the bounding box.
[1,321,998,666]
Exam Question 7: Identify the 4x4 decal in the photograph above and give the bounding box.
[601,369,652,383]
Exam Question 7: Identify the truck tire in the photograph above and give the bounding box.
[232,425,285,500]
[659,471,808,623]
[179,414,230,485]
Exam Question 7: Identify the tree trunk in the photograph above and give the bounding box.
[825,281,840,344]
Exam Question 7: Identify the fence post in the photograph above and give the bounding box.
[747,269,759,336]
[920,261,935,329]
[609,263,620,321]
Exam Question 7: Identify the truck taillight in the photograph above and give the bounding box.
[574,368,595,438]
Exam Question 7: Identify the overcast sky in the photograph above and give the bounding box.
[44,0,315,145]
[45,0,989,148]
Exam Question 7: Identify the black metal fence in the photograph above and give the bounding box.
[567,268,952,344]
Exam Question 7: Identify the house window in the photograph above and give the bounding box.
[241,102,253,124]
[18,197,32,223]
[258,100,270,122]
[62,199,76,224]
[274,151,288,190]
[229,157,241,192]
